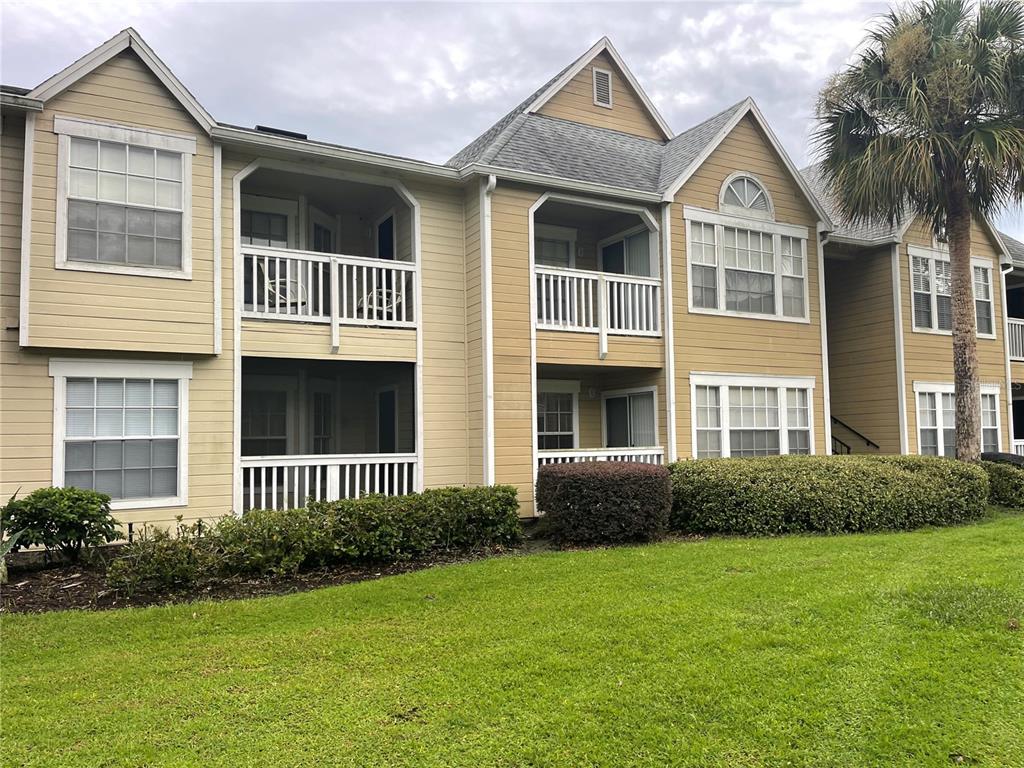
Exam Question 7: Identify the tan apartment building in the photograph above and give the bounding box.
[0,29,1018,525]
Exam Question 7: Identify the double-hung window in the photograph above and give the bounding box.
[50,360,192,509]
[534,224,576,269]
[56,117,195,278]
[692,374,815,457]
[537,381,579,450]
[685,201,809,322]
[910,246,995,337]
[915,383,1001,456]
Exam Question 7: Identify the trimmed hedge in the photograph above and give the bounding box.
[2,486,120,562]
[107,485,521,593]
[536,462,670,546]
[981,460,1024,507]
[669,455,989,536]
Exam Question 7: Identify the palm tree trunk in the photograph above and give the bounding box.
[948,198,981,461]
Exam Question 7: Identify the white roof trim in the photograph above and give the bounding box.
[523,37,673,141]
[661,98,833,229]
[28,27,215,135]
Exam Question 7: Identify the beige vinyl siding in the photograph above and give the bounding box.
[537,51,665,141]
[26,50,217,354]
[1,113,51,495]
[825,247,901,453]
[241,321,417,361]
[405,178,471,489]
[900,216,1011,452]
[536,331,663,367]
[491,184,543,513]
[464,182,484,485]
[1012,361,1024,384]
[672,115,827,457]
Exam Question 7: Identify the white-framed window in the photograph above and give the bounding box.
[537,380,579,450]
[909,245,995,338]
[599,225,655,277]
[685,205,809,322]
[54,117,195,279]
[534,224,576,269]
[240,194,299,249]
[720,173,773,219]
[49,359,192,510]
[593,67,613,108]
[914,382,1001,456]
[691,373,816,458]
[602,387,658,448]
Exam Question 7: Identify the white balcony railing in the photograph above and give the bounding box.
[1014,440,1024,457]
[242,246,416,337]
[240,453,418,511]
[535,266,661,348]
[537,447,665,467]
[1009,318,1024,361]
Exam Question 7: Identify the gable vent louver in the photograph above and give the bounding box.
[593,68,612,108]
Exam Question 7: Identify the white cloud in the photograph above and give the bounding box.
[1,0,1019,238]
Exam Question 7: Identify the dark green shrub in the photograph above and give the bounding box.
[106,485,521,591]
[981,460,1024,507]
[536,462,670,546]
[106,520,215,594]
[2,486,120,561]
[669,455,988,536]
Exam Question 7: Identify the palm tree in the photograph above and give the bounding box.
[814,0,1024,461]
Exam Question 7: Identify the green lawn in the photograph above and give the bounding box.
[4,512,1023,768]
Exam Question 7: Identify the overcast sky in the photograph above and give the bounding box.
[2,0,1021,240]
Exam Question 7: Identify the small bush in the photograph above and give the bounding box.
[106,485,521,591]
[669,455,988,536]
[106,521,215,594]
[2,486,120,562]
[536,462,670,546]
[981,461,1024,507]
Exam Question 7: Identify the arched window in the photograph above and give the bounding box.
[721,174,773,217]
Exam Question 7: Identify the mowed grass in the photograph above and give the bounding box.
[3,512,1024,768]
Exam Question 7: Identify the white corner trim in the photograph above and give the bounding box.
[816,223,832,454]
[891,243,909,454]
[48,358,194,511]
[661,201,677,461]
[1000,263,1014,448]
[53,116,198,154]
[30,28,215,135]
[18,112,35,347]
[528,191,549,492]
[481,174,497,485]
[524,37,673,140]
[213,143,222,355]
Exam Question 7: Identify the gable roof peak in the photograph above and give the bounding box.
[27,26,214,135]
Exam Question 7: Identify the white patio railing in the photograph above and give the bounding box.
[242,246,416,337]
[537,447,665,467]
[535,266,661,350]
[1008,318,1024,361]
[240,453,418,511]
[1014,440,1024,457]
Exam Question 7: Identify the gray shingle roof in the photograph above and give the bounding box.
[800,162,909,242]
[448,92,749,195]
[1001,231,1024,266]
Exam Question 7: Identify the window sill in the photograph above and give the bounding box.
[56,259,191,281]
[687,305,810,325]
[910,326,997,341]
[110,496,187,511]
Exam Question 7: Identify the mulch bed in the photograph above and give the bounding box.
[1,547,525,614]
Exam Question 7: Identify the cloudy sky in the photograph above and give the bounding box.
[2,0,1021,239]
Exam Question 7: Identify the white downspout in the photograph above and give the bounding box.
[481,174,497,485]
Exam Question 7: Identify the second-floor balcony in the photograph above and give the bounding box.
[532,197,662,355]
[242,246,416,333]
[1009,318,1024,361]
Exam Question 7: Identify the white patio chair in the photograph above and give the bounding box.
[258,262,308,313]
